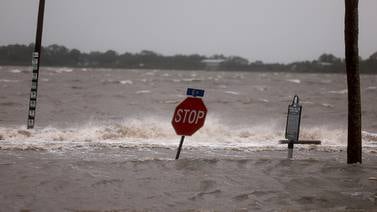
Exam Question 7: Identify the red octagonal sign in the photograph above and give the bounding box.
[172,97,207,136]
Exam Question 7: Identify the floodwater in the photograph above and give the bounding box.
[0,66,377,211]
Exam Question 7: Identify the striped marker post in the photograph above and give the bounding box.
[27,0,45,129]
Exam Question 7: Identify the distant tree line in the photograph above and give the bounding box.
[0,43,376,73]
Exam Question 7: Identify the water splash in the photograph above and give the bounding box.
[1,117,374,152]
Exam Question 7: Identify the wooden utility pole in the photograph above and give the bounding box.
[27,0,45,129]
[345,0,362,163]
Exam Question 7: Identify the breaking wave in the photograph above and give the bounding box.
[0,117,376,152]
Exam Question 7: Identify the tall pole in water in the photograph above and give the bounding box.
[345,0,362,163]
[27,0,46,129]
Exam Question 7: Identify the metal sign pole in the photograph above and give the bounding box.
[27,0,45,129]
[288,142,294,159]
[175,136,185,160]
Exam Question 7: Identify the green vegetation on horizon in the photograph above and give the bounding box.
[0,43,376,73]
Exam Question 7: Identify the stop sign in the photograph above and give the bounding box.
[172,97,207,136]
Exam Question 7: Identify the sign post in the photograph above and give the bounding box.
[285,95,302,159]
[280,95,321,154]
[172,88,207,159]
[175,136,185,160]
[27,0,45,129]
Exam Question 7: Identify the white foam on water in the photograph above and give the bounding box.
[143,71,157,76]
[258,98,269,103]
[1,116,374,152]
[362,131,377,144]
[120,80,133,85]
[301,101,314,105]
[55,68,73,73]
[136,90,151,94]
[286,79,301,84]
[366,86,377,91]
[224,91,240,95]
[321,103,335,108]
[182,78,196,82]
[10,69,21,73]
[163,100,180,104]
[328,89,347,94]
[0,79,19,83]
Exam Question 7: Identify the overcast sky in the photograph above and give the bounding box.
[0,0,376,63]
